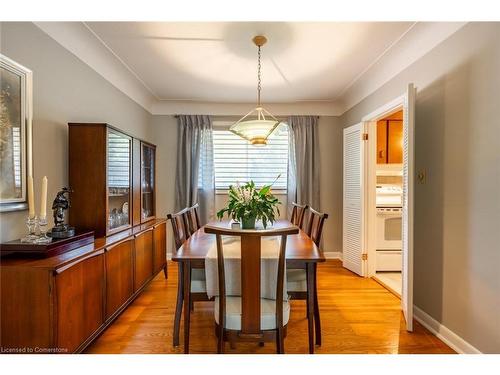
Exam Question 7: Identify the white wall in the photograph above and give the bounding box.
[339,22,500,353]
[0,22,153,242]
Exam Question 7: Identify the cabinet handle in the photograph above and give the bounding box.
[134,227,154,238]
[379,150,385,158]
[55,248,105,274]
[105,236,135,252]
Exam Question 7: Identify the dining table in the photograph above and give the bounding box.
[171,219,326,353]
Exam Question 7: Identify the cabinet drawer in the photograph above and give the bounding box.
[153,222,167,275]
[376,251,402,272]
[55,251,104,352]
[105,237,134,319]
[134,229,154,291]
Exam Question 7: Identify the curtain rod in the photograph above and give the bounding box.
[174,115,319,119]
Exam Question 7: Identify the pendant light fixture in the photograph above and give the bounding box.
[229,35,281,146]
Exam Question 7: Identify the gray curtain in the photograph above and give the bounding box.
[287,116,320,218]
[175,115,215,224]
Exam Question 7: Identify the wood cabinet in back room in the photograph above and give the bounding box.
[376,110,403,164]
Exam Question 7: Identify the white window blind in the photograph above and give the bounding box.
[212,123,288,190]
[12,127,21,189]
[107,132,130,188]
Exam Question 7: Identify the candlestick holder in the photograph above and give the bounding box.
[21,216,39,243]
[36,216,52,244]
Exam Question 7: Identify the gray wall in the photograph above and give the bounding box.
[151,115,177,255]
[0,22,153,242]
[318,116,343,255]
[339,22,500,353]
[151,115,344,256]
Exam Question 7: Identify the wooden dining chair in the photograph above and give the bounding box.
[167,207,211,347]
[290,202,308,230]
[185,203,202,236]
[287,206,328,346]
[306,208,329,247]
[204,224,299,354]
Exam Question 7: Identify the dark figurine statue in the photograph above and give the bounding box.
[50,187,75,238]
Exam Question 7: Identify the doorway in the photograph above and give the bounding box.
[342,83,415,331]
[372,109,403,297]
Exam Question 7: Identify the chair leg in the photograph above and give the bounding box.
[183,262,192,354]
[276,328,284,354]
[306,263,315,354]
[163,264,168,279]
[173,264,184,347]
[230,339,236,350]
[313,266,322,346]
[306,293,310,318]
[217,328,225,353]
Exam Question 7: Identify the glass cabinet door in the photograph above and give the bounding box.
[107,130,132,232]
[141,143,155,221]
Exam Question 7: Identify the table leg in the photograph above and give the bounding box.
[173,263,184,347]
[306,262,315,354]
[183,261,191,354]
[313,264,322,346]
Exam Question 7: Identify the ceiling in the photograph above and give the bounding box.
[85,22,415,103]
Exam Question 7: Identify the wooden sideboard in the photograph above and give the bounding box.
[0,219,167,353]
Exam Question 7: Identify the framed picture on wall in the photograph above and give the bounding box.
[0,54,33,212]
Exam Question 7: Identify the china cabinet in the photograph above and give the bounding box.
[141,142,156,222]
[68,123,156,236]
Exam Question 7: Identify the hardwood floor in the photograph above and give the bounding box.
[85,260,454,354]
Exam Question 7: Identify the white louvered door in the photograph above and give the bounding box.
[402,83,416,331]
[343,123,367,276]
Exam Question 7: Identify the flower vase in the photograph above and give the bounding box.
[241,215,256,229]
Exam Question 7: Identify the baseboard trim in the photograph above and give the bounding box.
[323,251,343,260]
[413,305,482,354]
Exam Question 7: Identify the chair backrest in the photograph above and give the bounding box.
[290,202,308,230]
[306,207,329,247]
[167,207,191,250]
[204,224,299,335]
[184,203,202,236]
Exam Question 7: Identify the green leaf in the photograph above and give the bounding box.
[259,185,271,196]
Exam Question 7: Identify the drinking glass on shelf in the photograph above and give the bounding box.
[119,211,127,226]
[109,215,115,229]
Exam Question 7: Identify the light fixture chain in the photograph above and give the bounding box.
[257,45,262,107]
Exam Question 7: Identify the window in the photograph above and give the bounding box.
[212,123,288,190]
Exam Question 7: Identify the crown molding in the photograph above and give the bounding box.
[33,21,467,117]
[338,22,468,114]
[151,100,342,116]
[34,22,155,113]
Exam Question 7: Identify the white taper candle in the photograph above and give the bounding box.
[28,175,35,218]
[40,176,48,218]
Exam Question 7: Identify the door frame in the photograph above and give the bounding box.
[361,94,406,278]
[342,122,369,277]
